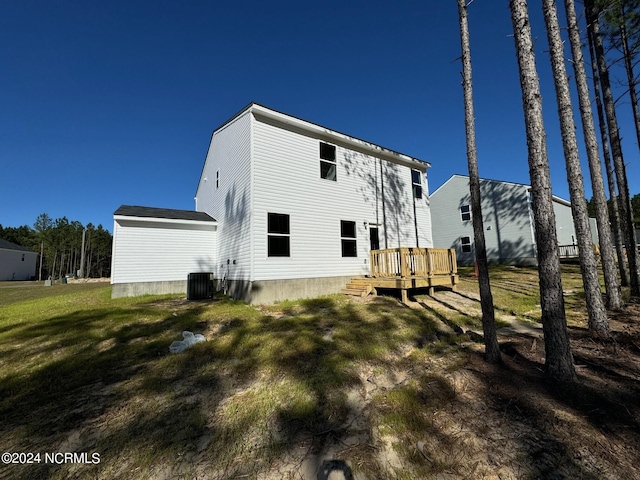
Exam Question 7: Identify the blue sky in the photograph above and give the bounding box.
[1,1,638,233]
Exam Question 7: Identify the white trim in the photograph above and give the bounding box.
[113,215,217,227]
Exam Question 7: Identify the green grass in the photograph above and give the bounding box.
[0,266,598,479]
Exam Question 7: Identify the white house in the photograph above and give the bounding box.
[0,238,38,281]
[111,103,433,303]
[111,206,217,297]
[430,174,597,266]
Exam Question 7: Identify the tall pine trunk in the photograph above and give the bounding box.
[619,3,640,154]
[564,0,623,311]
[457,0,501,363]
[543,0,609,337]
[510,0,577,383]
[587,20,630,288]
[586,0,640,297]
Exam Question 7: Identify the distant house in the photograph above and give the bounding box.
[0,239,38,281]
[111,103,433,303]
[430,174,597,266]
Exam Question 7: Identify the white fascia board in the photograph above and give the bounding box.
[524,187,572,207]
[113,215,218,228]
[0,248,38,255]
[550,195,572,207]
[250,104,430,171]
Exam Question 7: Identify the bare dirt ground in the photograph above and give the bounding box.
[3,277,640,480]
[381,291,640,480]
[207,290,640,479]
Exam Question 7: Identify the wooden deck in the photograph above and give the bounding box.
[343,247,459,303]
[558,243,600,262]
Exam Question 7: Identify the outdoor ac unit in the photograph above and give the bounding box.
[187,273,214,300]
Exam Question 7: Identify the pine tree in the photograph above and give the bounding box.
[542,0,610,338]
[510,0,577,382]
[587,0,640,297]
[587,21,630,287]
[457,0,501,363]
[564,0,623,311]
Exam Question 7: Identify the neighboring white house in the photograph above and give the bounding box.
[111,103,433,303]
[111,206,217,298]
[0,238,38,281]
[430,174,597,266]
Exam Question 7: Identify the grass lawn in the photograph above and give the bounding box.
[1,268,639,479]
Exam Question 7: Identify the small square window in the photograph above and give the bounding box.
[461,236,472,253]
[320,161,337,181]
[320,143,336,161]
[460,205,471,222]
[268,236,290,257]
[268,213,290,235]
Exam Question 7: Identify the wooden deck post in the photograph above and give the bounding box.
[399,248,409,278]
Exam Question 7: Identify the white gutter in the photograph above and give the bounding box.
[113,215,217,227]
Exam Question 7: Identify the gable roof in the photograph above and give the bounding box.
[0,238,37,253]
[212,102,430,170]
[431,174,572,206]
[114,205,216,222]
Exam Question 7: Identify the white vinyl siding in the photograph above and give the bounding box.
[552,200,579,246]
[251,116,432,281]
[195,110,253,281]
[431,175,538,264]
[0,249,38,281]
[111,218,217,284]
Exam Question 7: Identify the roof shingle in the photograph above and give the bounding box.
[114,205,216,222]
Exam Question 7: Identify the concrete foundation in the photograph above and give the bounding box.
[111,280,187,298]
[246,276,354,304]
[112,275,354,304]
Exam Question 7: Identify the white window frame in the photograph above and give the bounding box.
[411,169,422,199]
[461,236,472,253]
[340,220,357,257]
[320,142,337,181]
[460,205,471,222]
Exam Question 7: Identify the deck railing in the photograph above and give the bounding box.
[369,247,458,278]
[558,243,600,259]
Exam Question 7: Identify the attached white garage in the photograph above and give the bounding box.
[111,206,217,298]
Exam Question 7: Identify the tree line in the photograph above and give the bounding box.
[457,0,640,383]
[0,214,112,280]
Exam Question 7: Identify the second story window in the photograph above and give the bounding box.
[411,169,422,199]
[460,205,471,222]
[320,142,337,181]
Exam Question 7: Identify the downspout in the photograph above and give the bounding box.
[380,159,388,249]
[413,180,419,247]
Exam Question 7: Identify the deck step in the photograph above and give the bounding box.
[341,288,369,297]
[349,277,374,285]
[342,278,374,297]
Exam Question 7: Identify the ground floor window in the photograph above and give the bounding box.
[268,213,290,257]
[461,236,472,253]
[341,220,357,257]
